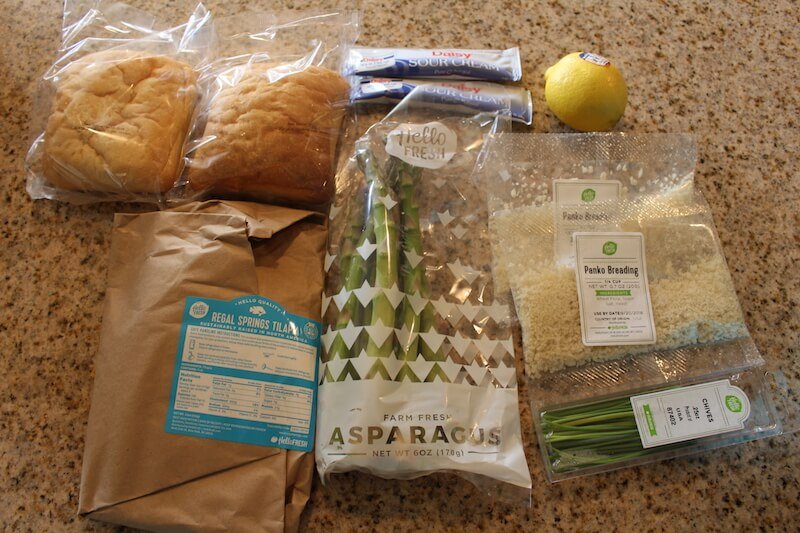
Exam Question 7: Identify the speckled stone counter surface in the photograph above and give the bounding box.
[1,0,798,531]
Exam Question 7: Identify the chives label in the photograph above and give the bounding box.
[630,380,751,448]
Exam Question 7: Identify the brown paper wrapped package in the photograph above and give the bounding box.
[79,201,326,532]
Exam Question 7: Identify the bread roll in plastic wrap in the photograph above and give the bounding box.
[187,65,349,206]
[43,50,198,194]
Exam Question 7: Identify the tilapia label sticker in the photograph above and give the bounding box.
[166,295,320,452]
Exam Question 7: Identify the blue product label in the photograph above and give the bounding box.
[347,48,522,81]
[351,79,532,125]
[165,295,320,452]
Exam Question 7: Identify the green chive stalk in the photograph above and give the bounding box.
[362,146,399,357]
[542,396,692,473]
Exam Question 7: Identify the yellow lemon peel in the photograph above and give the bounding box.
[544,52,628,132]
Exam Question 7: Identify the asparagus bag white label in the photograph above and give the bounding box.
[631,380,751,448]
[553,179,622,264]
[316,380,530,488]
[574,232,656,345]
[385,122,457,169]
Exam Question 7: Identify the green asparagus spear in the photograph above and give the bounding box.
[362,146,399,358]
[327,203,373,361]
[393,157,443,361]
[396,158,424,360]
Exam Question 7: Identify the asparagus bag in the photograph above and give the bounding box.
[315,89,532,498]
[483,133,784,481]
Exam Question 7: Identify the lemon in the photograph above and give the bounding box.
[544,52,627,132]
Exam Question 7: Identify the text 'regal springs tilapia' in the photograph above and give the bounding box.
[316,88,531,496]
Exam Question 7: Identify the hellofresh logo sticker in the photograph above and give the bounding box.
[581,188,596,202]
[385,121,457,170]
[602,241,618,256]
[725,395,743,413]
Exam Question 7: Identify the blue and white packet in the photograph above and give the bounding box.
[166,295,321,452]
[351,78,532,125]
[346,47,522,81]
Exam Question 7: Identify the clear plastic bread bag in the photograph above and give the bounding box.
[175,10,358,210]
[25,1,214,204]
[482,133,794,481]
[315,86,532,501]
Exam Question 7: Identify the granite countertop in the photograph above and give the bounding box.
[1,0,798,531]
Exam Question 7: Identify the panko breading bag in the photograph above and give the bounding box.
[180,10,358,210]
[26,0,213,204]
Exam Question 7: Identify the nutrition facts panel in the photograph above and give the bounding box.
[261,383,312,430]
[174,372,312,431]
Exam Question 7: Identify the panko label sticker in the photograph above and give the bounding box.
[165,295,320,452]
[553,179,622,264]
[385,121,457,169]
[573,232,656,346]
[631,380,751,448]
